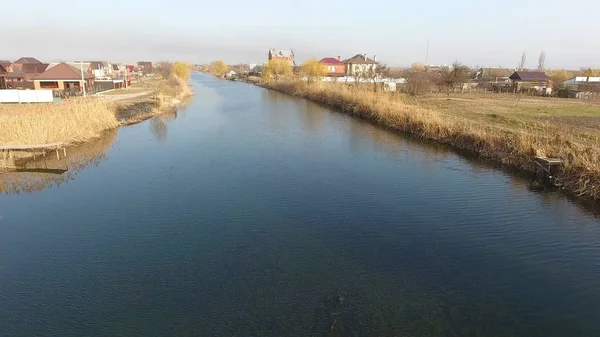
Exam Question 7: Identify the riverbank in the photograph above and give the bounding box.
[0,75,192,170]
[262,80,600,200]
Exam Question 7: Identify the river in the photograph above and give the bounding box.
[1,73,600,336]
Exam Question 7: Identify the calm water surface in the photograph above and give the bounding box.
[1,74,600,336]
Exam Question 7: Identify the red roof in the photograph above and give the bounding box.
[320,57,343,65]
[34,62,94,81]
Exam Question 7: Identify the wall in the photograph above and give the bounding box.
[323,64,345,76]
[346,63,377,75]
[34,80,65,90]
[0,89,54,103]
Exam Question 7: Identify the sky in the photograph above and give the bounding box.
[2,0,599,69]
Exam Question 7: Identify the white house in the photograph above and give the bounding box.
[342,54,378,76]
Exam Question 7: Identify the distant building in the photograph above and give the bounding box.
[562,76,600,98]
[268,49,295,66]
[137,61,154,75]
[0,60,14,73]
[320,57,345,77]
[474,67,513,83]
[342,54,378,76]
[12,57,42,70]
[33,62,95,93]
[22,63,50,79]
[0,64,7,89]
[509,71,551,94]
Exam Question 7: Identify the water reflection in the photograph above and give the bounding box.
[0,129,117,195]
[150,109,178,142]
[287,92,600,219]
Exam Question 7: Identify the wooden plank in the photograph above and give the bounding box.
[0,143,64,151]
[534,157,563,165]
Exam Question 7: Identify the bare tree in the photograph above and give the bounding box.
[519,51,527,71]
[405,68,433,95]
[537,51,546,71]
[437,62,471,95]
[156,62,173,79]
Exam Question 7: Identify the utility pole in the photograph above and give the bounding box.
[80,61,87,97]
[124,65,128,90]
[425,40,430,64]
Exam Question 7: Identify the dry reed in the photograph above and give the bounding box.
[0,98,119,168]
[264,80,600,200]
[0,98,119,146]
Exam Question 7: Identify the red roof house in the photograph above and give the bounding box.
[320,57,345,77]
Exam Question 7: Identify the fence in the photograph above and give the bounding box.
[0,90,54,103]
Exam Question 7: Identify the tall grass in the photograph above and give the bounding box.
[263,80,600,200]
[0,98,118,145]
[0,98,119,168]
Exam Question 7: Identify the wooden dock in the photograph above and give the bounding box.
[0,143,67,160]
[533,156,563,186]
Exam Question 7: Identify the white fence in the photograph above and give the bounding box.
[0,90,54,103]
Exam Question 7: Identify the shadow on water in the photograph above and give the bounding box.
[267,89,600,219]
[0,108,180,195]
[0,129,118,195]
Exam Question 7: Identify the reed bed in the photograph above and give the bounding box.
[0,98,118,146]
[264,80,600,200]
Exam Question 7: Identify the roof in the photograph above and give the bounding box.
[480,68,513,78]
[342,54,377,65]
[320,57,343,65]
[34,62,94,80]
[22,63,49,74]
[509,71,549,81]
[564,76,600,85]
[0,60,11,67]
[14,57,41,64]
[5,68,24,78]
[269,49,294,58]
[88,61,104,69]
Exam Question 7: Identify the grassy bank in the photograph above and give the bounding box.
[116,76,193,125]
[0,71,193,169]
[0,98,119,168]
[263,80,600,200]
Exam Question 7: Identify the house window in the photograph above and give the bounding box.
[40,81,59,89]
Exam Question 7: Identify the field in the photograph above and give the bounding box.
[263,81,600,199]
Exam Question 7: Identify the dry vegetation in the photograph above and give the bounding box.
[263,80,600,200]
[0,98,119,146]
[0,61,193,169]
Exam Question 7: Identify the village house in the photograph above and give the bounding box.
[0,64,7,89]
[12,57,42,71]
[268,49,295,66]
[562,76,600,98]
[509,71,551,95]
[474,67,513,91]
[22,63,50,78]
[137,61,154,75]
[320,57,345,77]
[0,60,14,73]
[33,62,94,94]
[343,54,378,76]
[474,67,513,83]
[88,61,106,78]
[2,69,29,89]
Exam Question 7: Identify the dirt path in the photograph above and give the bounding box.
[96,91,153,102]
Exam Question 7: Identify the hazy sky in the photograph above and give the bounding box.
[3,0,599,68]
